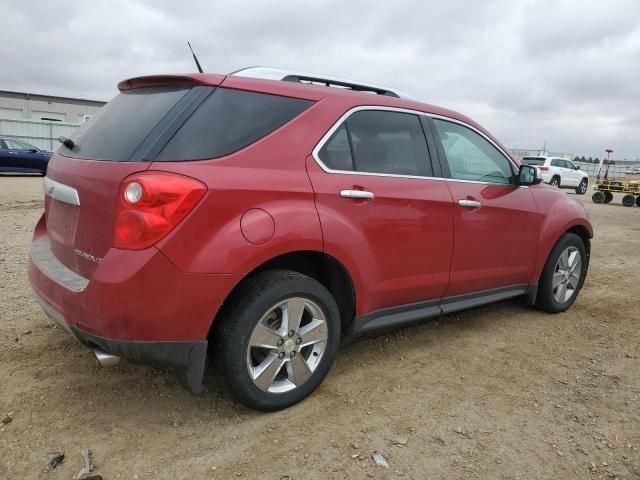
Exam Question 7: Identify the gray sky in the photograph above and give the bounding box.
[2,0,639,159]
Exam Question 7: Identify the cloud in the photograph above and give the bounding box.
[1,0,638,158]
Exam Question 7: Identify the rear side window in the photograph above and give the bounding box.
[58,86,190,161]
[156,89,313,161]
[550,159,563,167]
[318,124,353,171]
[318,110,431,176]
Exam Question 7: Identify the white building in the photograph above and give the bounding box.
[0,90,106,151]
[0,90,105,123]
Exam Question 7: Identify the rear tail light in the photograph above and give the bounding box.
[538,166,549,171]
[113,172,206,250]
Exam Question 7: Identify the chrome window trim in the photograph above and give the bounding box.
[310,106,522,187]
[311,105,442,181]
[43,176,80,206]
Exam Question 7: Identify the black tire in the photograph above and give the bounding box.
[636,196,640,207]
[575,178,588,195]
[622,194,635,207]
[604,191,614,203]
[213,270,341,411]
[536,233,587,313]
[592,191,605,203]
[550,176,560,187]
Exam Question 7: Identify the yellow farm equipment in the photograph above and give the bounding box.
[592,179,640,207]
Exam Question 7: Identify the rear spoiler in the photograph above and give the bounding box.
[117,73,226,91]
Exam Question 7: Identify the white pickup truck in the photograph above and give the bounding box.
[521,156,589,194]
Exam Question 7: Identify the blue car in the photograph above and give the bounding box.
[0,137,52,174]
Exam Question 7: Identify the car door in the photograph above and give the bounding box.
[0,139,26,170]
[4,139,40,171]
[306,108,454,315]
[563,160,580,186]
[428,117,542,298]
[0,140,11,169]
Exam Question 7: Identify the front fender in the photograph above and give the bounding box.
[531,187,593,282]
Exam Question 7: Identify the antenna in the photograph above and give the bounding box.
[187,41,204,73]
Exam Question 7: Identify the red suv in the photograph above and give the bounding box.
[29,67,592,411]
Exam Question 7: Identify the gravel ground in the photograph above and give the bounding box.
[1,175,638,480]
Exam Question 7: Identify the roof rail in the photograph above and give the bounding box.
[229,67,414,100]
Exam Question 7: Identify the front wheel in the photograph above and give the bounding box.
[536,233,587,313]
[575,178,588,195]
[213,270,341,411]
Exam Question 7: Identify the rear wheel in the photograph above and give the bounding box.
[213,270,340,411]
[536,233,587,313]
[550,176,560,188]
[622,194,635,207]
[636,196,640,207]
[604,191,614,203]
[592,191,605,203]
[575,178,588,194]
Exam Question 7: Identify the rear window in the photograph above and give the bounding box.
[156,88,312,161]
[58,86,190,161]
[521,157,546,166]
[58,86,313,162]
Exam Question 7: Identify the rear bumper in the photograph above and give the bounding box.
[71,326,208,394]
[540,171,552,183]
[28,225,242,393]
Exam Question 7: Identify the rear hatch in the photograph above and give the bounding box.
[43,76,223,279]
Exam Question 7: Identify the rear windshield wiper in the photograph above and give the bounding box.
[58,136,75,149]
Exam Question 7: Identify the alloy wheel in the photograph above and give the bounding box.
[246,297,328,393]
[552,246,582,303]
[579,180,587,194]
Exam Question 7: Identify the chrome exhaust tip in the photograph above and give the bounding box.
[92,348,121,367]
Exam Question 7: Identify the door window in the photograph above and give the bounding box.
[550,159,563,167]
[5,139,32,150]
[318,110,432,176]
[433,119,514,184]
[318,124,353,171]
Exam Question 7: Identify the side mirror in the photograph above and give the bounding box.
[518,164,542,186]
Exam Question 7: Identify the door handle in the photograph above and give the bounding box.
[340,189,374,200]
[458,199,481,208]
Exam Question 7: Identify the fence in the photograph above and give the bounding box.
[0,118,81,152]
[574,162,639,179]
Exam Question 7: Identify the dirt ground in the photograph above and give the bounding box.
[1,175,638,480]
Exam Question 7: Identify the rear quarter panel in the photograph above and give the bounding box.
[151,99,332,274]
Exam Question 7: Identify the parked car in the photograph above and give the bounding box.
[0,136,51,174]
[625,166,640,175]
[521,156,589,194]
[29,68,593,411]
